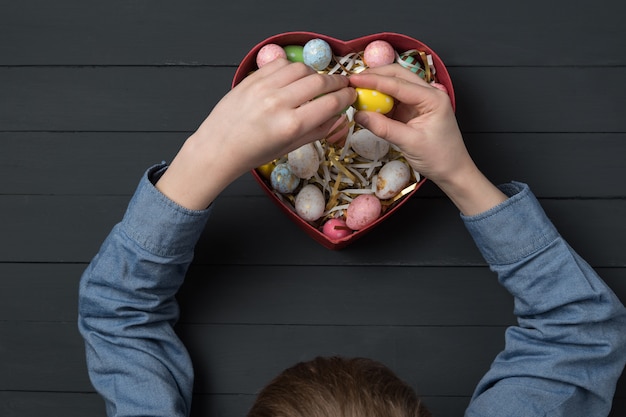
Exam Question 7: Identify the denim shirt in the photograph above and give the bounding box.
[78,164,626,417]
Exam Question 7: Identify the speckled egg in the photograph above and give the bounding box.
[256,44,287,68]
[288,143,320,179]
[322,218,352,239]
[270,163,300,194]
[349,128,390,160]
[353,88,394,114]
[346,194,382,230]
[363,40,396,68]
[303,38,333,71]
[295,184,325,222]
[375,160,411,200]
[284,45,304,63]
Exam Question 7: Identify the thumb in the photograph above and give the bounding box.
[353,110,414,149]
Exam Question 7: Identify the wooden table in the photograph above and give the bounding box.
[1,1,624,415]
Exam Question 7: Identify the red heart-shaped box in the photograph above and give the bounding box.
[233,32,455,250]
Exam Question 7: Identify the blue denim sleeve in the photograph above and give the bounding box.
[462,182,626,417]
[78,164,211,417]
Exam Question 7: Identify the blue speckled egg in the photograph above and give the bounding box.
[270,163,300,194]
[303,38,333,71]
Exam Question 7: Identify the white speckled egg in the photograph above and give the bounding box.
[349,129,390,160]
[375,160,410,199]
[346,194,382,230]
[270,163,300,194]
[303,38,333,71]
[288,143,320,179]
[295,184,325,222]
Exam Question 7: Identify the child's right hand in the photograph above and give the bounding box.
[349,65,507,215]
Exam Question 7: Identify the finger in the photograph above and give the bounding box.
[281,72,351,107]
[324,113,351,145]
[293,86,356,130]
[352,63,431,87]
[350,72,436,107]
[262,60,318,87]
[297,116,343,146]
[236,58,292,88]
[353,110,419,149]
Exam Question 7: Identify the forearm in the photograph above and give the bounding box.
[78,164,211,417]
[435,162,507,216]
[464,182,626,416]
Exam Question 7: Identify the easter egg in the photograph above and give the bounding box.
[346,194,382,230]
[270,163,300,194]
[288,143,320,179]
[363,40,396,68]
[353,88,394,114]
[256,43,287,68]
[349,128,390,160]
[303,38,333,71]
[295,184,325,222]
[375,160,411,200]
[284,45,304,62]
[322,218,352,239]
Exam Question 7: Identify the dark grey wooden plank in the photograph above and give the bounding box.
[178,266,516,326]
[1,264,514,325]
[0,321,92,391]
[0,392,105,417]
[0,132,186,196]
[179,267,624,325]
[0,263,84,322]
[1,0,625,66]
[1,323,622,411]
[0,67,232,132]
[1,67,625,133]
[0,321,503,395]
[0,194,129,263]
[199,197,626,268]
[2,263,623,325]
[1,195,626,266]
[3,132,625,198]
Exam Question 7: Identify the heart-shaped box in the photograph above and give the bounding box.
[233,32,455,250]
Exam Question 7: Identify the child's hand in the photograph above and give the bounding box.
[349,64,468,186]
[349,65,506,215]
[156,59,356,210]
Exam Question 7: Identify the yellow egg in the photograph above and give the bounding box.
[353,88,394,114]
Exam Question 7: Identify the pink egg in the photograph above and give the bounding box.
[322,218,352,239]
[363,40,396,68]
[346,194,382,230]
[256,44,287,68]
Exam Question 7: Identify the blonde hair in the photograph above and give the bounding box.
[248,357,431,417]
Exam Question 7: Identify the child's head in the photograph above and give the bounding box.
[248,356,431,417]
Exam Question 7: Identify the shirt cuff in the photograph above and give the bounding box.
[119,164,212,258]
[461,182,559,266]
